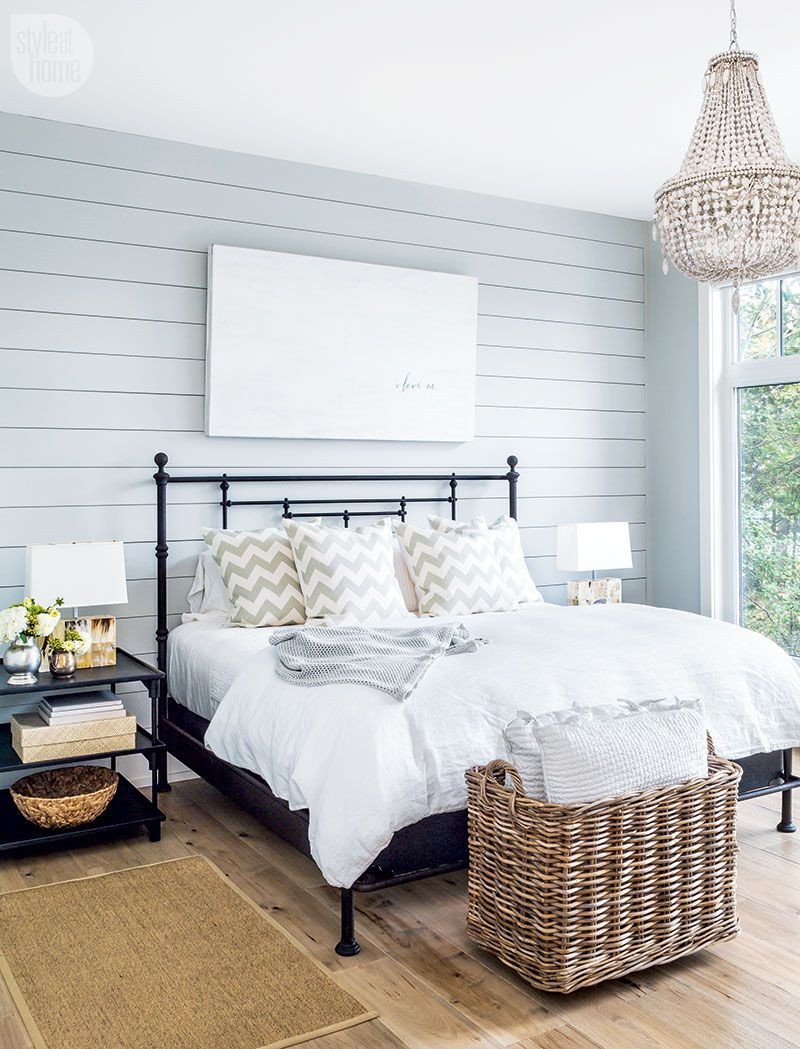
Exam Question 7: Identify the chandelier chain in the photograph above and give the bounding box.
[729,0,739,51]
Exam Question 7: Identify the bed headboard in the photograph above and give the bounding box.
[152,452,519,686]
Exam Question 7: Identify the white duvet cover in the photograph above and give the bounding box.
[203,603,800,886]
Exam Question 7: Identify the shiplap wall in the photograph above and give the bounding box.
[0,113,646,775]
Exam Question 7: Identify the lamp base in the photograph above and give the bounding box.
[46,616,117,669]
[567,577,622,607]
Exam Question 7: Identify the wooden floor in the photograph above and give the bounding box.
[0,779,798,1049]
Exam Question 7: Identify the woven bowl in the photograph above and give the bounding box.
[11,766,119,829]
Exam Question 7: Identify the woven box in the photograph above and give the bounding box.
[11,713,137,764]
[465,744,742,993]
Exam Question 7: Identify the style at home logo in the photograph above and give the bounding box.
[11,13,94,96]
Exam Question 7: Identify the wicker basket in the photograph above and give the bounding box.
[11,766,118,829]
[465,744,741,993]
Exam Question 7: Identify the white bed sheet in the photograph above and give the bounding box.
[201,603,800,887]
[167,617,276,720]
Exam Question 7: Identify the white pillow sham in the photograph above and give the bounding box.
[393,537,419,614]
[186,548,235,620]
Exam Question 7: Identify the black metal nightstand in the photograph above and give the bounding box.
[0,649,166,852]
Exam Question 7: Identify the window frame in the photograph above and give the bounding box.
[700,274,800,628]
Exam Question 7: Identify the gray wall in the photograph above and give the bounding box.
[0,113,646,766]
[644,236,701,613]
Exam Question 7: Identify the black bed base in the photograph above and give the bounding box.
[161,698,797,955]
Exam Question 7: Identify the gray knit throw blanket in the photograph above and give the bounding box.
[269,622,487,701]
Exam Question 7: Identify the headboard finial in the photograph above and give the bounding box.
[506,455,519,520]
[154,452,169,470]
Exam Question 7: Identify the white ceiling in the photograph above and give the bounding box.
[2,0,799,220]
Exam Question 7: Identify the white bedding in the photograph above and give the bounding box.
[168,616,275,720]
[199,603,800,887]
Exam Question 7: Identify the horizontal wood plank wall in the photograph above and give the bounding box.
[0,114,647,777]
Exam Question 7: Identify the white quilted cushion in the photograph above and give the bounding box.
[503,703,634,799]
[503,698,705,801]
[535,705,708,805]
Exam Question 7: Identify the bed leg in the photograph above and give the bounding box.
[335,888,361,956]
[777,749,796,833]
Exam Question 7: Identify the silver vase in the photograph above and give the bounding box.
[49,650,77,678]
[3,637,42,686]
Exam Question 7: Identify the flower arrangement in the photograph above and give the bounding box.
[0,597,63,644]
[47,626,91,656]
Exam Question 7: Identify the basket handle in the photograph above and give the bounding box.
[479,759,527,821]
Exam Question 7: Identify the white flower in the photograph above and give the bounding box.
[33,611,60,638]
[0,606,28,643]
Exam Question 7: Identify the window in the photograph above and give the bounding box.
[703,273,800,653]
[739,381,800,652]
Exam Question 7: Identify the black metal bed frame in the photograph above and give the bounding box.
[153,451,519,954]
[152,450,798,957]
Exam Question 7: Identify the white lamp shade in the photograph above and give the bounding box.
[556,522,632,573]
[26,541,128,609]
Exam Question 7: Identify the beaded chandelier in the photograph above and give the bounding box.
[653,0,800,309]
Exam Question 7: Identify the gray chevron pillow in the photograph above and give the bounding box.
[203,526,308,627]
[428,514,543,605]
[285,520,409,624]
[394,522,516,616]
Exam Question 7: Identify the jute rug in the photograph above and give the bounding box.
[0,855,375,1049]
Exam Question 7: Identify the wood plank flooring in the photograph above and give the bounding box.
[0,779,797,1049]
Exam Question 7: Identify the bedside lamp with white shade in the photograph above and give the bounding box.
[556,522,632,606]
[26,541,128,667]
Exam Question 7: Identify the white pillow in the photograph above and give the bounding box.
[186,549,235,619]
[428,514,543,605]
[536,705,708,805]
[503,703,635,799]
[285,519,410,624]
[503,698,704,800]
[394,521,516,616]
[393,537,419,614]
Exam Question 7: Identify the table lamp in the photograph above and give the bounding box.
[556,522,632,606]
[26,541,128,667]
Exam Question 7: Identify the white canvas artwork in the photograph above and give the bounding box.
[205,245,478,441]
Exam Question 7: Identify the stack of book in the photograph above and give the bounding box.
[11,690,137,764]
[39,693,127,726]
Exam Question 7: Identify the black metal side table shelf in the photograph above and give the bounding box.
[0,649,166,852]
